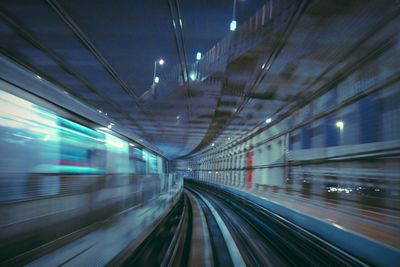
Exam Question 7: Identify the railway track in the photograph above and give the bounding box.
[115,181,370,267]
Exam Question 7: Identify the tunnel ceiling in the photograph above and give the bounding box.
[0,0,397,159]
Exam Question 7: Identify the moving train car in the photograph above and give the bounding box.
[0,80,180,262]
[0,88,165,201]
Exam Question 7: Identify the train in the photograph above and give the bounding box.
[0,88,166,201]
[0,76,181,262]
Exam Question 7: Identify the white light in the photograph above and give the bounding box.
[98,127,111,132]
[105,139,123,148]
[189,71,197,81]
[158,59,165,65]
[261,63,266,69]
[211,143,215,147]
[107,124,112,129]
[333,223,344,230]
[336,120,344,131]
[230,20,237,31]
[196,52,202,60]
[154,76,160,84]
[13,133,33,140]
[176,115,180,120]
[129,143,135,147]
[98,110,102,113]
[228,137,231,140]
[36,75,42,80]
[265,118,272,124]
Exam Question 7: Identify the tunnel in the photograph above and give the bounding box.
[0,0,399,266]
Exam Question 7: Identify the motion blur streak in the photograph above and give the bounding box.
[0,88,181,264]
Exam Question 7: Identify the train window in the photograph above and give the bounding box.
[58,118,106,174]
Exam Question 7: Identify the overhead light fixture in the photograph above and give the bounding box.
[107,124,112,129]
[129,143,135,147]
[265,118,272,124]
[36,75,42,80]
[230,20,237,31]
[336,120,344,131]
[230,0,237,31]
[152,59,165,90]
[211,143,215,147]
[196,52,202,60]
